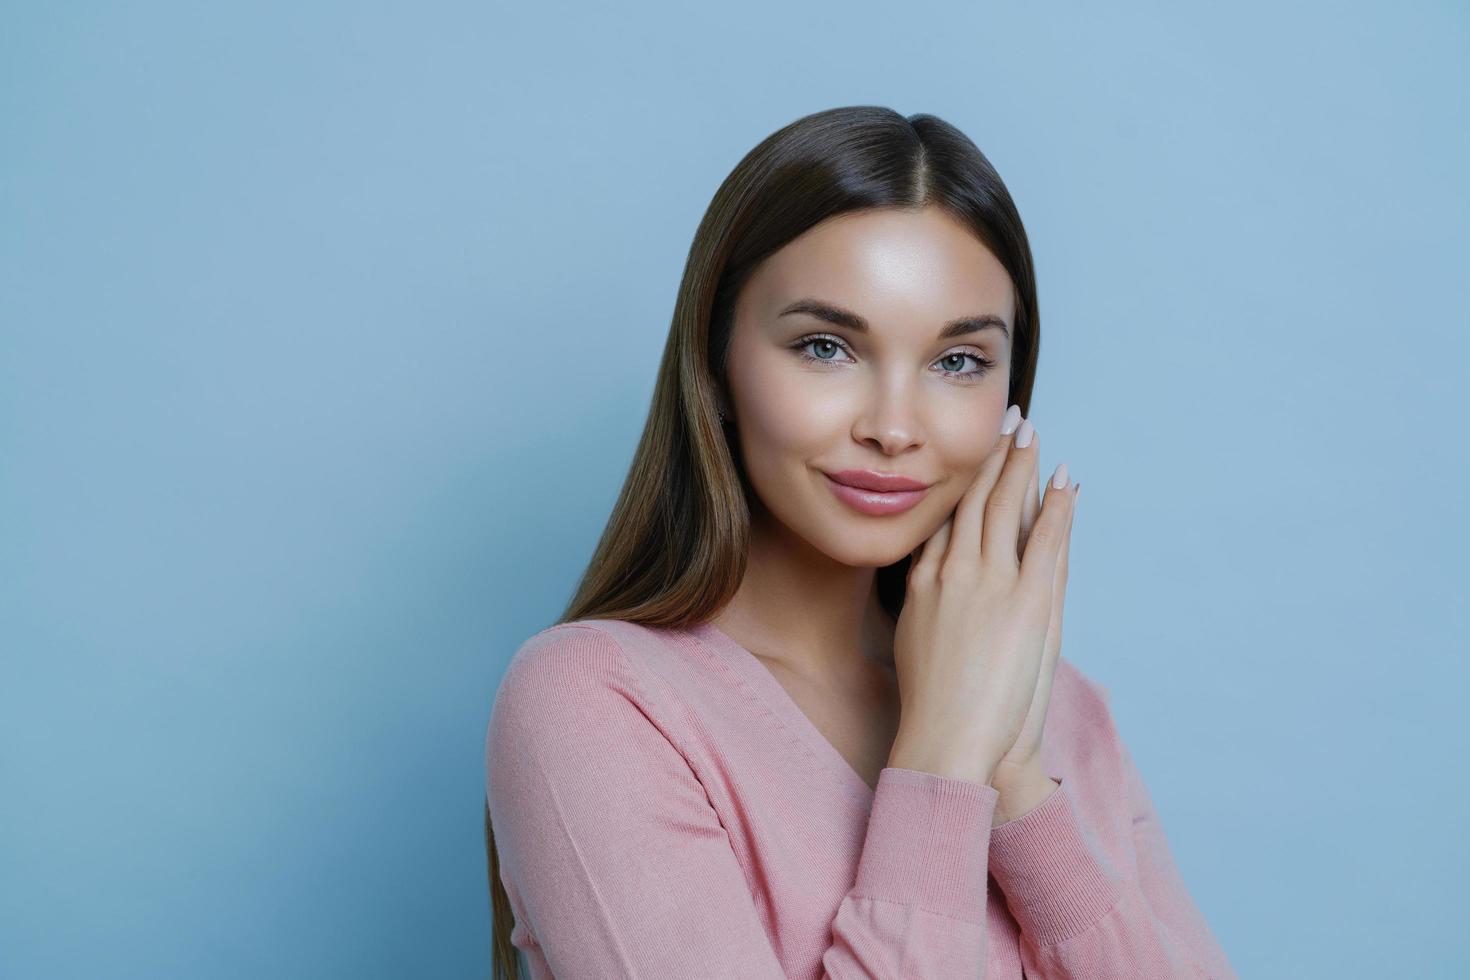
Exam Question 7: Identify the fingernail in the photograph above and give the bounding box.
[1000,404,1021,435]
[1050,462,1069,489]
[1015,418,1034,448]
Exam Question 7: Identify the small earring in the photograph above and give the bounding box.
[717,410,728,423]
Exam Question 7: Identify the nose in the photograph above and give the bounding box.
[850,377,925,455]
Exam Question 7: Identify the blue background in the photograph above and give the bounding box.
[3,2,1466,977]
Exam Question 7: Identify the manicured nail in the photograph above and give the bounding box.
[1051,462,1069,489]
[1000,404,1021,435]
[1015,418,1034,448]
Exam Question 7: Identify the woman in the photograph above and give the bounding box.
[484,105,1237,979]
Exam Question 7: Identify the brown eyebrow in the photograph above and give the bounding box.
[776,297,1010,342]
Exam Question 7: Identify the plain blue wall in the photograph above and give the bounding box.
[3,2,1466,977]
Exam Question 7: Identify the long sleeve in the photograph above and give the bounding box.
[984,687,1238,979]
[485,624,1005,979]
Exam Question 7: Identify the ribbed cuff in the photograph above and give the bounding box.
[987,776,1128,946]
[852,766,1001,925]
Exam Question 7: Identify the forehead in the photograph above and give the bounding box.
[743,207,1015,330]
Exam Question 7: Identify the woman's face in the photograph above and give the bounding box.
[723,205,1015,567]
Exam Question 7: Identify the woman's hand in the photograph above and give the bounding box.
[991,455,1078,785]
[888,410,1079,787]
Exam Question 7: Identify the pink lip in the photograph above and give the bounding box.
[823,473,931,516]
[825,469,932,492]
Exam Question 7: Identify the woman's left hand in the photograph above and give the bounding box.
[990,453,1077,785]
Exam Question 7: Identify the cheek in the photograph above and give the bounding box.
[738,364,846,455]
[936,400,1007,462]
[929,403,1009,504]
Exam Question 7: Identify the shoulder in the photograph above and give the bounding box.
[496,620,633,703]
[1056,652,1108,698]
[503,619,624,672]
[490,619,679,740]
[1052,654,1117,734]
[497,618,675,687]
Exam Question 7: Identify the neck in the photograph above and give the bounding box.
[712,512,898,683]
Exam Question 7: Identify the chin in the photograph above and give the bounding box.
[812,523,921,569]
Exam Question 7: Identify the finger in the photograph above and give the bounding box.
[980,416,1041,570]
[912,515,953,582]
[1045,481,1079,657]
[1017,449,1040,563]
[1051,479,1077,605]
[1018,464,1076,596]
[944,408,1020,571]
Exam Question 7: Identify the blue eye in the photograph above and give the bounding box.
[790,333,996,382]
[800,336,850,363]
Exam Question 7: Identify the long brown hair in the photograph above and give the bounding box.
[486,104,1042,978]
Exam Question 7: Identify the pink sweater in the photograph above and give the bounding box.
[485,618,1237,979]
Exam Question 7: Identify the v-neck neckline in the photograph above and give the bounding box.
[686,621,877,807]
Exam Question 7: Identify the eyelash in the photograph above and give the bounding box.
[789,332,997,382]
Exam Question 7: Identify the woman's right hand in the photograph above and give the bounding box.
[888,411,1078,787]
